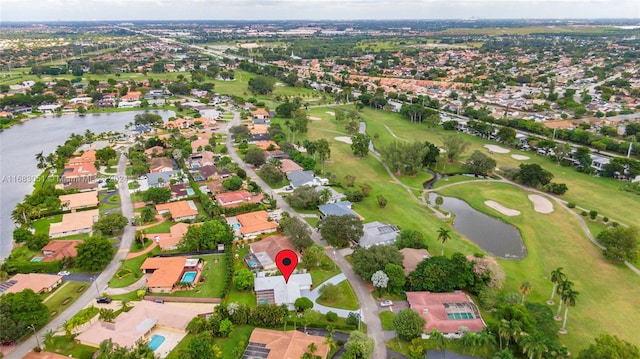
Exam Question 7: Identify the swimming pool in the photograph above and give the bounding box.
[148,334,165,351]
[447,312,474,320]
[247,259,258,268]
[186,188,195,196]
[31,257,43,262]
[232,223,241,230]
[192,163,200,168]
[181,271,197,283]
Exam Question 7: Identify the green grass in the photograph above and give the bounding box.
[395,170,433,190]
[130,238,153,253]
[109,291,143,302]
[45,335,96,359]
[226,286,256,306]
[158,254,227,298]
[316,280,359,310]
[436,181,640,351]
[43,282,87,315]
[432,174,486,188]
[304,217,319,228]
[104,167,117,174]
[144,220,175,233]
[32,215,62,236]
[388,336,496,359]
[166,325,255,359]
[308,252,341,288]
[379,310,395,330]
[107,195,121,203]
[108,247,160,288]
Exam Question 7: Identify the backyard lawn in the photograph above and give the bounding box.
[143,220,175,234]
[316,280,359,310]
[45,335,96,359]
[43,281,87,316]
[162,254,227,298]
[32,215,62,236]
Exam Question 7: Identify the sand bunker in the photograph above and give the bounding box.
[275,82,286,87]
[308,116,322,121]
[334,136,352,144]
[484,144,510,154]
[485,200,521,216]
[326,111,335,116]
[528,194,554,214]
[511,154,530,160]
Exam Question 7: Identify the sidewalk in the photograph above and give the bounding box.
[126,241,158,260]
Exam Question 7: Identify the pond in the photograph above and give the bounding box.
[427,192,526,259]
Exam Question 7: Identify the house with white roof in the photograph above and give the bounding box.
[254,273,312,310]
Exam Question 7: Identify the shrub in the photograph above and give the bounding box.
[326,311,338,322]
[567,202,576,208]
[612,222,620,227]
[589,210,598,220]
[581,211,588,216]
[346,312,360,327]
[603,217,609,223]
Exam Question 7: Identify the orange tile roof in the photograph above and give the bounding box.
[254,141,279,150]
[141,256,187,288]
[250,124,269,134]
[155,200,198,220]
[3,273,63,295]
[145,222,194,249]
[62,162,97,177]
[59,190,99,209]
[251,108,269,117]
[250,235,298,263]
[279,159,303,174]
[49,209,99,237]
[68,150,96,165]
[23,351,71,359]
[237,210,279,235]
[41,240,83,261]
[247,328,329,359]
[215,190,264,207]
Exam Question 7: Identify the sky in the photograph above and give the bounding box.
[1,0,639,22]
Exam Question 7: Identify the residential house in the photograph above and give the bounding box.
[254,141,279,151]
[145,222,193,250]
[146,170,183,188]
[75,300,200,354]
[0,273,63,295]
[23,351,72,359]
[254,273,312,309]
[59,190,99,212]
[163,118,191,130]
[40,240,83,262]
[400,248,431,275]
[265,150,289,160]
[144,146,165,157]
[194,165,230,181]
[155,200,199,221]
[286,170,328,189]
[314,186,345,204]
[215,190,264,208]
[170,183,192,200]
[49,209,99,238]
[249,235,299,271]
[279,159,303,174]
[251,108,270,120]
[140,256,202,293]
[61,162,98,191]
[189,151,215,168]
[359,222,400,248]
[120,91,142,102]
[236,210,279,238]
[406,291,486,339]
[242,328,329,359]
[149,157,174,173]
[190,138,210,153]
[249,133,272,144]
[318,201,360,220]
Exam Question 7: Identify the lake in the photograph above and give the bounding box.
[428,192,527,259]
[0,110,175,260]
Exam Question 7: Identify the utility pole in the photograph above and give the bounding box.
[28,325,41,350]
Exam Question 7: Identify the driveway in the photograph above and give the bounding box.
[6,151,136,359]
[226,111,387,359]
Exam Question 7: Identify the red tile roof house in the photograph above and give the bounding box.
[236,210,280,239]
[59,190,99,212]
[190,138,210,153]
[242,328,329,359]
[155,200,198,222]
[61,162,98,191]
[40,240,83,262]
[144,146,165,157]
[406,291,486,339]
[148,157,174,173]
[49,209,100,238]
[251,108,270,119]
[215,190,264,208]
[249,235,299,271]
[145,222,195,250]
[0,273,63,295]
[140,256,203,293]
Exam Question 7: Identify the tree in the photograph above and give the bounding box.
[178,219,233,251]
[319,215,364,248]
[437,227,451,256]
[248,75,275,95]
[229,125,251,141]
[140,206,156,224]
[294,297,314,313]
[371,270,389,298]
[233,269,254,291]
[76,235,115,271]
[574,146,592,169]
[222,175,243,191]
[391,309,426,342]
[377,195,387,208]
[319,283,340,301]
[186,316,210,334]
[350,133,370,157]
[560,287,579,333]
[287,186,322,210]
[0,289,49,342]
[344,331,374,359]
[96,147,117,167]
[464,150,497,176]
[315,139,331,167]
[422,141,441,167]
[407,254,481,293]
[281,216,313,251]
[517,163,553,187]
[26,233,49,251]
[187,332,215,359]
[302,244,324,270]
[302,309,322,332]
[578,334,640,359]
[141,187,171,204]
[218,318,233,337]
[519,281,532,304]
[430,329,448,352]
[93,213,128,235]
[396,229,427,249]
[597,226,639,263]
[244,148,266,167]
[555,279,574,319]
[98,308,116,322]
[520,331,548,359]
[385,263,406,294]
[352,245,403,281]
[259,162,284,185]
[442,134,470,162]
[345,120,360,135]
[276,101,299,118]
[547,267,566,305]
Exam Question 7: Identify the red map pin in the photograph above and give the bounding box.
[276,249,298,283]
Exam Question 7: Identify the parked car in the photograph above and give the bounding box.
[153,298,165,304]
[380,300,393,307]
[96,297,112,304]
[57,271,70,276]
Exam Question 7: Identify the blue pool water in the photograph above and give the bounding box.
[31,257,43,262]
[148,334,165,351]
[232,223,241,230]
[192,163,200,168]
[248,259,258,268]
[181,271,197,283]
[186,188,195,196]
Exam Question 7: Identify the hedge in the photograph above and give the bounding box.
[1,259,62,275]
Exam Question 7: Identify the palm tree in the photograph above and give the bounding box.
[560,288,579,334]
[437,227,451,256]
[498,319,510,350]
[42,329,55,349]
[460,331,477,355]
[11,202,30,225]
[323,330,336,353]
[555,279,574,320]
[475,329,496,356]
[430,329,447,354]
[35,151,47,170]
[519,281,532,304]
[493,349,515,359]
[520,331,548,359]
[548,267,566,305]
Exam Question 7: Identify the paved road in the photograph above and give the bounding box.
[226,111,387,358]
[6,152,136,359]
